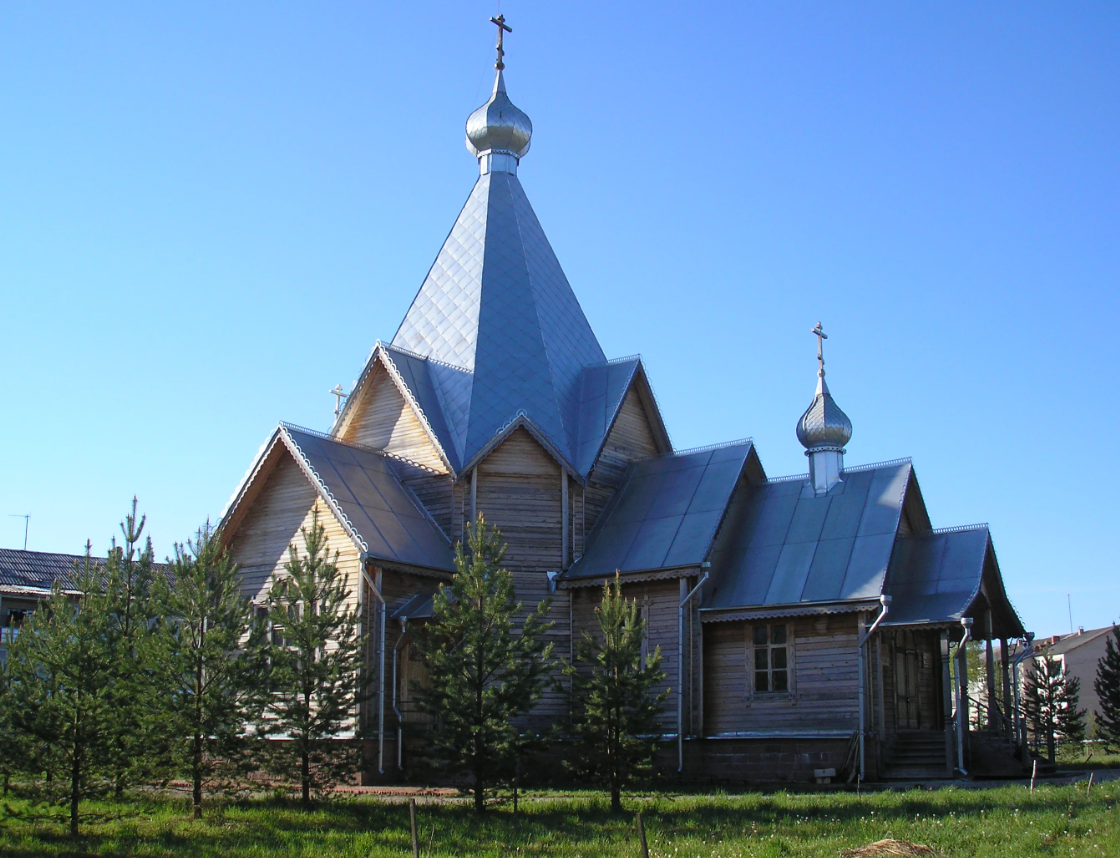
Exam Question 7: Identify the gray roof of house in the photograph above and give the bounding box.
[1044,625,1117,655]
[563,442,755,580]
[389,170,607,473]
[279,425,455,573]
[0,549,170,597]
[703,461,912,611]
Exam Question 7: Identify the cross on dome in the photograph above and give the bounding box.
[490,14,512,70]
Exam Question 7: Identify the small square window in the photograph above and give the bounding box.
[751,622,790,696]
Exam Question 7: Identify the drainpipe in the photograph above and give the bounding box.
[678,565,710,773]
[858,595,890,781]
[1011,632,1035,757]
[360,565,387,775]
[392,617,407,770]
[955,616,973,775]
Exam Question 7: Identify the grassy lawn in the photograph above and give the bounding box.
[1,781,1118,858]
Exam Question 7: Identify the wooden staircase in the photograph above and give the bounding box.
[881,730,951,780]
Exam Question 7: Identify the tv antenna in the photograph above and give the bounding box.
[8,514,29,550]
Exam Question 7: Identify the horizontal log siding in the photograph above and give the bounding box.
[475,428,569,722]
[584,386,662,534]
[394,462,454,537]
[228,453,362,611]
[341,366,447,473]
[571,578,680,730]
[703,615,860,736]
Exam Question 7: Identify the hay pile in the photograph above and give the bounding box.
[841,839,937,857]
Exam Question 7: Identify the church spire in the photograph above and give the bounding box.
[796,322,853,494]
[466,15,532,176]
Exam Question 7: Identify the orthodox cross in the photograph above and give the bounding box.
[812,321,828,374]
[490,14,512,70]
[330,384,349,417]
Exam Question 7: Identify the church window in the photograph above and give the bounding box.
[753,623,789,693]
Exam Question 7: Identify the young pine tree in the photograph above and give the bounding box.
[562,572,670,812]
[1023,653,1087,763]
[1093,625,1120,749]
[103,499,161,796]
[148,523,264,818]
[6,549,116,836]
[414,516,554,814]
[260,510,367,808]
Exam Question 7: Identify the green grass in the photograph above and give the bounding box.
[1,782,1118,857]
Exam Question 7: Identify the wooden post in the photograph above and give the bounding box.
[561,472,569,569]
[470,467,477,523]
[636,812,649,858]
[1030,759,1038,793]
[409,798,419,858]
[1087,772,1094,797]
[1000,638,1012,733]
[986,611,997,730]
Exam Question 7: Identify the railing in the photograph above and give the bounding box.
[966,694,1018,745]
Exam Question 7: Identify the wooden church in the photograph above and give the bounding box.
[220,25,1025,784]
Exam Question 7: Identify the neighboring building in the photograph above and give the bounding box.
[1029,626,1119,731]
[0,548,171,663]
[0,549,100,661]
[220,26,1024,783]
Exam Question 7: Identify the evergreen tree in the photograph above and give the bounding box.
[0,647,27,797]
[413,516,554,814]
[1093,625,1120,749]
[1023,653,1086,763]
[148,523,264,818]
[562,572,669,812]
[5,549,116,835]
[259,510,367,808]
[102,499,161,796]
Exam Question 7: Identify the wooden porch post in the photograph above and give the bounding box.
[940,630,954,776]
[985,611,997,730]
[1000,638,1012,735]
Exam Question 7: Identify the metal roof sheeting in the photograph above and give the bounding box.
[390,171,606,474]
[0,549,102,594]
[573,358,641,477]
[563,442,754,580]
[281,425,455,573]
[704,462,912,611]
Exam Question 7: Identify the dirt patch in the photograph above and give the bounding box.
[841,839,937,857]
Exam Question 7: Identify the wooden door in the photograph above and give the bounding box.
[894,631,921,730]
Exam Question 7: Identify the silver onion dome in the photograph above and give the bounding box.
[796,376,853,452]
[466,70,532,160]
[796,322,853,452]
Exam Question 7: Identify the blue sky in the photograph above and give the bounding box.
[1,2,1117,635]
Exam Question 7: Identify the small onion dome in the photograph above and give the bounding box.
[466,70,532,159]
[796,376,853,452]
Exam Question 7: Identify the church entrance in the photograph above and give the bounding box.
[893,630,922,730]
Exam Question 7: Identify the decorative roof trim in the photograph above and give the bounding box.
[766,456,914,485]
[277,425,369,555]
[219,427,285,527]
[557,565,701,589]
[583,354,644,368]
[931,523,990,535]
[459,409,582,483]
[641,437,754,461]
[281,422,453,547]
[381,341,469,373]
[700,599,880,623]
[374,344,457,476]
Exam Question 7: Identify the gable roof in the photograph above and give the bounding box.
[703,460,913,612]
[386,170,607,475]
[222,423,455,575]
[562,441,755,581]
[884,525,1025,637]
[0,549,171,598]
[1043,625,1117,655]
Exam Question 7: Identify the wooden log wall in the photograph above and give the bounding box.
[702,615,861,736]
[474,427,571,723]
[571,577,681,730]
[584,386,662,533]
[340,364,448,474]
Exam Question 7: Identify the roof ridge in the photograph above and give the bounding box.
[842,457,913,473]
[583,354,643,368]
[280,423,445,476]
[637,437,751,461]
[378,340,471,374]
[930,523,989,535]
